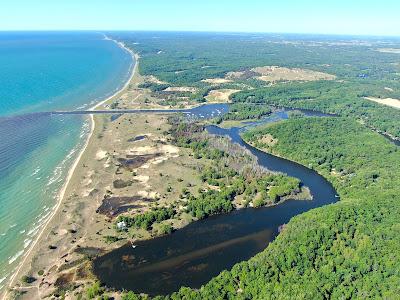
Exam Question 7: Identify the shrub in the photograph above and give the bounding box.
[85,281,104,299]
[21,275,36,284]
[253,198,265,208]
[158,224,174,235]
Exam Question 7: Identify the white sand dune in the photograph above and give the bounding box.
[364,97,400,109]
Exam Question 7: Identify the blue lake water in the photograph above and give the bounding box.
[0,32,133,289]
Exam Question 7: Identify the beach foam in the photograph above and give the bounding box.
[8,250,24,265]
[31,167,41,177]
[23,239,32,249]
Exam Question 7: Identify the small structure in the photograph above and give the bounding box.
[116,221,127,231]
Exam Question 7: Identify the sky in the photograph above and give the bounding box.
[1,0,400,36]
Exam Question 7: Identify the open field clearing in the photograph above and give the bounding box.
[205,89,240,103]
[251,66,336,82]
[364,97,400,109]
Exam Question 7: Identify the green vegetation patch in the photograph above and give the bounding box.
[106,31,400,300]
[215,103,272,123]
[243,117,400,201]
[130,116,400,299]
[232,80,400,138]
[117,207,175,231]
[169,117,308,219]
[160,197,400,299]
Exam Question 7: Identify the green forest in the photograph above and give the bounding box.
[243,117,400,201]
[114,32,400,87]
[106,32,400,299]
[114,32,400,138]
[146,117,399,300]
[168,117,307,216]
[231,81,400,138]
[119,117,400,299]
[215,103,272,123]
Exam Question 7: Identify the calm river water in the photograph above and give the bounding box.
[92,105,338,296]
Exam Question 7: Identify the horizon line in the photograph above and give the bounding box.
[0,29,399,39]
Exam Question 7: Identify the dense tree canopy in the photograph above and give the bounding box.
[123,116,400,299]
[215,103,272,123]
[232,81,400,138]
[109,32,400,299]
[112,32,400,87]
[169,118,306,218]
[243,117,400,201]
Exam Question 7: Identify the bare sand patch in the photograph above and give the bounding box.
[128,145,155,155]
[128,144,180,156]
[160,144,180,155]
[164,86,197,93]
[364,97,400,109]
[58,229,68,236]
[137,190,159,199]
[202,78,233,84]
[95,150,107,161]
[82,178,92,187]
[134,145,180,168]
[82,188,95,197]
[251,66,336,82]
[384,87,394,92]
[145,75,167,84]
[260,134,278,147]
[226,71,246,79]
[205,89,241,103]
[81,171,95,197]
[133,175,150,184]
[152,156,170,165]
[103,157,111,168]
[376,48,400,54]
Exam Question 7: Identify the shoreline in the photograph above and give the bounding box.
[91,37,139,111]
[3,35,138,299]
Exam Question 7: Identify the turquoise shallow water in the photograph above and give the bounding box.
[0,32,132,115]
[0,32,133,289]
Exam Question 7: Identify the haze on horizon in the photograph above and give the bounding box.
[1,0,400,37]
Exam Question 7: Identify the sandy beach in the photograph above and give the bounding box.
[91,38,140,111]
[2,37,138,300]
[3,34,232,299]
[3,35,226,300]
[1,35,316,300]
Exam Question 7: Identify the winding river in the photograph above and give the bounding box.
[91,104,339,296]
